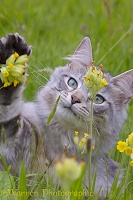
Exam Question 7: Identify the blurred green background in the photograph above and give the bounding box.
[0,0,132,100]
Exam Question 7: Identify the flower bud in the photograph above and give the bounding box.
[55,157,82,190]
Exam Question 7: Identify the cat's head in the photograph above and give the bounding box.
[38,37,133,152]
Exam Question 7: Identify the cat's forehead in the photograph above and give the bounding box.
[53,63,86,79]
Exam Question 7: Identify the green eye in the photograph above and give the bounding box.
[67,78,78,89]
[94,94,105,104]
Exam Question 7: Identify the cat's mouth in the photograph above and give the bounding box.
[63,104,90,120]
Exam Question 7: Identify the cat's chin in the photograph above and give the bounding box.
[56,104,89,130]
[56,104,78,123]
[63,106,77,117]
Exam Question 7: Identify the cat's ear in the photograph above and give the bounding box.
[109,69,133,104]
[67,37,93,67]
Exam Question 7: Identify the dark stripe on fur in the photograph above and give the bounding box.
[0,115,20,139]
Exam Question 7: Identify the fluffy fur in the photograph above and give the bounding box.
[0,33,133,198]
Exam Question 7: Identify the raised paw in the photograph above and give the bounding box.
[0,33,32,64]
[0,33,32,89]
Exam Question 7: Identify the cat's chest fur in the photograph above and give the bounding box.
[44,122,78,160]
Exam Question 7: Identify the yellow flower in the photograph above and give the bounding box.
[19,72,23,76]
[14,80,19,87]
[56,158,82,180]
[129,133,133,139]
[6,54,16,65]
[1,67,9,77]
[73,132,88,154]
[15,55,29,64]
[83,62,108,98]
[4,82,11,87]
[3,71,9,77]
[55,157,82,190]
[75,131,79,136]
[6,52,19,65]
[0,52,29,88]
[74,131,79,145]
[117,132,133,166]
[79,138,86,151]
[126,136,133,146]
[125,147,133,155]
[130,160,133,166]
[101,79,108,86]
[117,141,127,152]
[91,146,95,150]
[81,138,86,144]
[8,63,14,69]
[84,133,89,138]
[14,52,19,59]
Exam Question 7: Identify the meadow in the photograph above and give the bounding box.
[0,0,133,199]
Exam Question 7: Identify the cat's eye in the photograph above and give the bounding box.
[94,94,105,104]
[67,78,78,89]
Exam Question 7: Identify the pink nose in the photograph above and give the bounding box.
[71,95,81,104]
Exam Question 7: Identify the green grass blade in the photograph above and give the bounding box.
[46,95,60,127]
[70,164,86,200]
[18,161,27,200]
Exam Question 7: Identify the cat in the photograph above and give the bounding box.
[0,33,133,199]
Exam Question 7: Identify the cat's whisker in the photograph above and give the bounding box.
[28,69,45,85]
[28,68,49,84]
[35,72,49,82]
[31,55,45,68]
[31,56,53,78]
[30,66,51,78]
[75,107,90,118]
[29,67,50,81]
[92,121,100,136]
[84,119,89,133]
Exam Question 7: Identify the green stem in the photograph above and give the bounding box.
[88,98,93,191]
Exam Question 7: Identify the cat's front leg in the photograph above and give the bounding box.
[0,33,31,123]
[0,33,32,173]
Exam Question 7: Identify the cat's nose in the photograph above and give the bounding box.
[71,95,81,104]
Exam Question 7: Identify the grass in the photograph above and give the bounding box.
[0,0,133,199]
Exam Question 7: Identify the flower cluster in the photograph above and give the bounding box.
[0,52,29,88]
[117,132,133,166]
[55,155,84,190]
[83,62,108,98]
[73,131,95,155]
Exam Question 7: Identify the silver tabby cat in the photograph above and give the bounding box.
[0,33,133,198]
